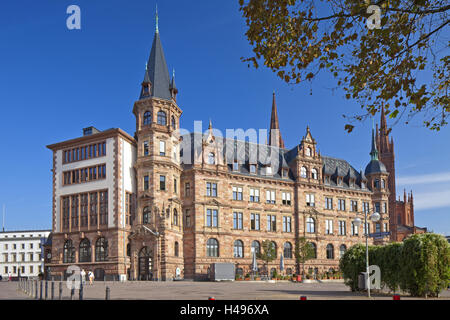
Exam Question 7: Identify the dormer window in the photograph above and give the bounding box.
[300,166,307,178]
[337,178,343,186]
[233,162,239,171]
[208,152,215,165]
[265,166,273,175]
[282,169,289,178]
[311,168,318,180]
[361,181,366,189]
[325,175,330,184]
[250,164,256,174]
[349,180,354,188]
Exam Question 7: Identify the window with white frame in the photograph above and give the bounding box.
[363,202,370,214]
[250,213,260,230]
[233,212,243,230]
[206,209,218,227]
[306,217,315,233]
[232,186,243,201]
[206,182,217,197]
[325,197,333,210]
[208,152,215,165]
[233,161,239,171]
[352,222,359,235]
[300,166,307,178]
[325,219,333,234]
[306,194,315,207]
[338,199,346,211]
[266,190,276,204]
[350,200,358,212]
[282,192,291,205]
[249,164,256,174]
[311,168,318,179]
[143,141,149,156]
[339,221,346,235]
[267,215,276,232]
[250,188,260,202]
[283,216,292,232]
[159,140,166,156]
[383,202,387,213]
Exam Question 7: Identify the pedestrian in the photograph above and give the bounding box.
[80,269,86,285]
[88,271,94,285]
[8,272,11,282]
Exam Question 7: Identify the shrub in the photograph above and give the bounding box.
[339,243,366,291]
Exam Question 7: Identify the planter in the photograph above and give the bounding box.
[245,278,250,281]
[296,275,302,282]
[255,277,261,281]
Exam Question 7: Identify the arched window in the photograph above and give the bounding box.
[309,242,317,259]
[311,168,318,180]
[233,240,244,258]
[301,166,307,178]
[306,217,315,233]
[157,111,167,125]
[283,242,292,259]
[143,111,152,125]
[339,244,347,258]
[306,147,312,156]
[143,207,151,224]
[251,240,260,256]
[173,208,178,226]
[79,239,91,263]
[208,152,215,165]
[63,240,75,263]
[206,238,219,257]
[326,244,334,259]
[171,116,176,129]
[95,237,108,262]
[174,241,179,257]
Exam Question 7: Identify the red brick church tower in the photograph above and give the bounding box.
[376,107,427,241]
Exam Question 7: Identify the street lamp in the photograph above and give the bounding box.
[353,210,380,298]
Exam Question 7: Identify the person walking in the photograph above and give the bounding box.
[8,272,11,282]
[88,271,94,285]
[80,269,86,285]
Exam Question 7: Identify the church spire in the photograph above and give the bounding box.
[139,7,172,101]
[370,126,379,161]
[269,91,285,149]
[155,4,159,33]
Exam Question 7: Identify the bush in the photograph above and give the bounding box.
[400,233,450,297]
[339,243,366,291]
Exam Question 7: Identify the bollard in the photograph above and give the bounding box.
[51,282,54,300]
[45,281,48,300]
[105,286,110,300]
[59,281,62,300]
[393,294,401,300]
[39,281,43,300]
[208,297,215,300]
[35,280,38,300]
[300,296,307,300]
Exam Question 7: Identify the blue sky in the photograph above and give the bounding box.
[0,1,448,234]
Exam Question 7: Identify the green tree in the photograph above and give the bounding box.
[339,243,366,291]
[294,237,315,276]
[257,240,277,276]
[239,0,449,132]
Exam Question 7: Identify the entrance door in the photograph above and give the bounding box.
[138,246,153,281]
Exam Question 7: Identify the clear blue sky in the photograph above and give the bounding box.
[0,0,448,234]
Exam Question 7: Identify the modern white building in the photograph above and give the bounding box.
[0,230,51,279]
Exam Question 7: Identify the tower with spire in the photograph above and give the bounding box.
[269,92,285,149]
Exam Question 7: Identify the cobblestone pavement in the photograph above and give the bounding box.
[4,280,450,300]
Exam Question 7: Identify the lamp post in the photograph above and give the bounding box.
[353,210,380,298]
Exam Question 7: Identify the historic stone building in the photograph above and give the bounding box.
[45,18,425,281]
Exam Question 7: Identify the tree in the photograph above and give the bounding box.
[258,240,277,276]
[294,237,315,276]
[239,0,449,132]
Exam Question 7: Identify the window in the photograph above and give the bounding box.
[339,221,346,235]
[267,215,276,232]
[173,209,178,226]
[234,240,244,258]
[282,169,289,178]
[71,195,79,228]
[206,182,217,197]
[143,207,151,224]
[325,197,333,210]
[375,222,381,233]
[159,141,166,156]
[270,241,277,256]
[249,164,256,174]
[233,212,243,230]
[143,111,152,125]
[306,217,315,233]
[339,244,347,258]
[381,179,386,189]
[361,181,366,189]
[206,209,218,227]
[325,220,333,234]
[249,188,260,202]
[185,209,191,227]
[326,244,334,259]
[185,182,191,197]
[143,141,149,156]
[144,175,149,191]
[350,200,358,212]
[95,237,108,262]
[363,202,370,214]
[232,186,243,201]
[174,178,177,194]
[89,192,98,226]
[284,242,293,259]
[384,223,388,232]
[311,168,318,179]
[283,216,292,232]
[63,141,106,164]
[325,175,330,184]
[251,241,261,256]
[306,147,312,156]
[338,199,346,211]
[306,194,315,207]
[63,164,106,186]
[250,213,260,230]
[157,110,167,125]
[300,166,307,178]
[171,116,176,129]
[352,222,359,235]
[79,239,91,263]
[374,179,380,189]
[266,190,276,204]
[63,240,75,263]
[80,193,88,227]
[206,238,219,257]
[208,152,215,165]
[383,202,387,214]
[160,175,166,191]
[363,222,370,235]
[233,161,239,171]
[282,192,291,205]
[99,191,108,225]
[308,242,317,259]
[174,241,179,257]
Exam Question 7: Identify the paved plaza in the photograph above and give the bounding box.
[2,280,450,300]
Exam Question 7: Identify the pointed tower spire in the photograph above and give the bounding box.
[140,7,172,101]
[370,123,379,161]
[269,91,285,149]
[155,4,159,33]
[170,68,178,101]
